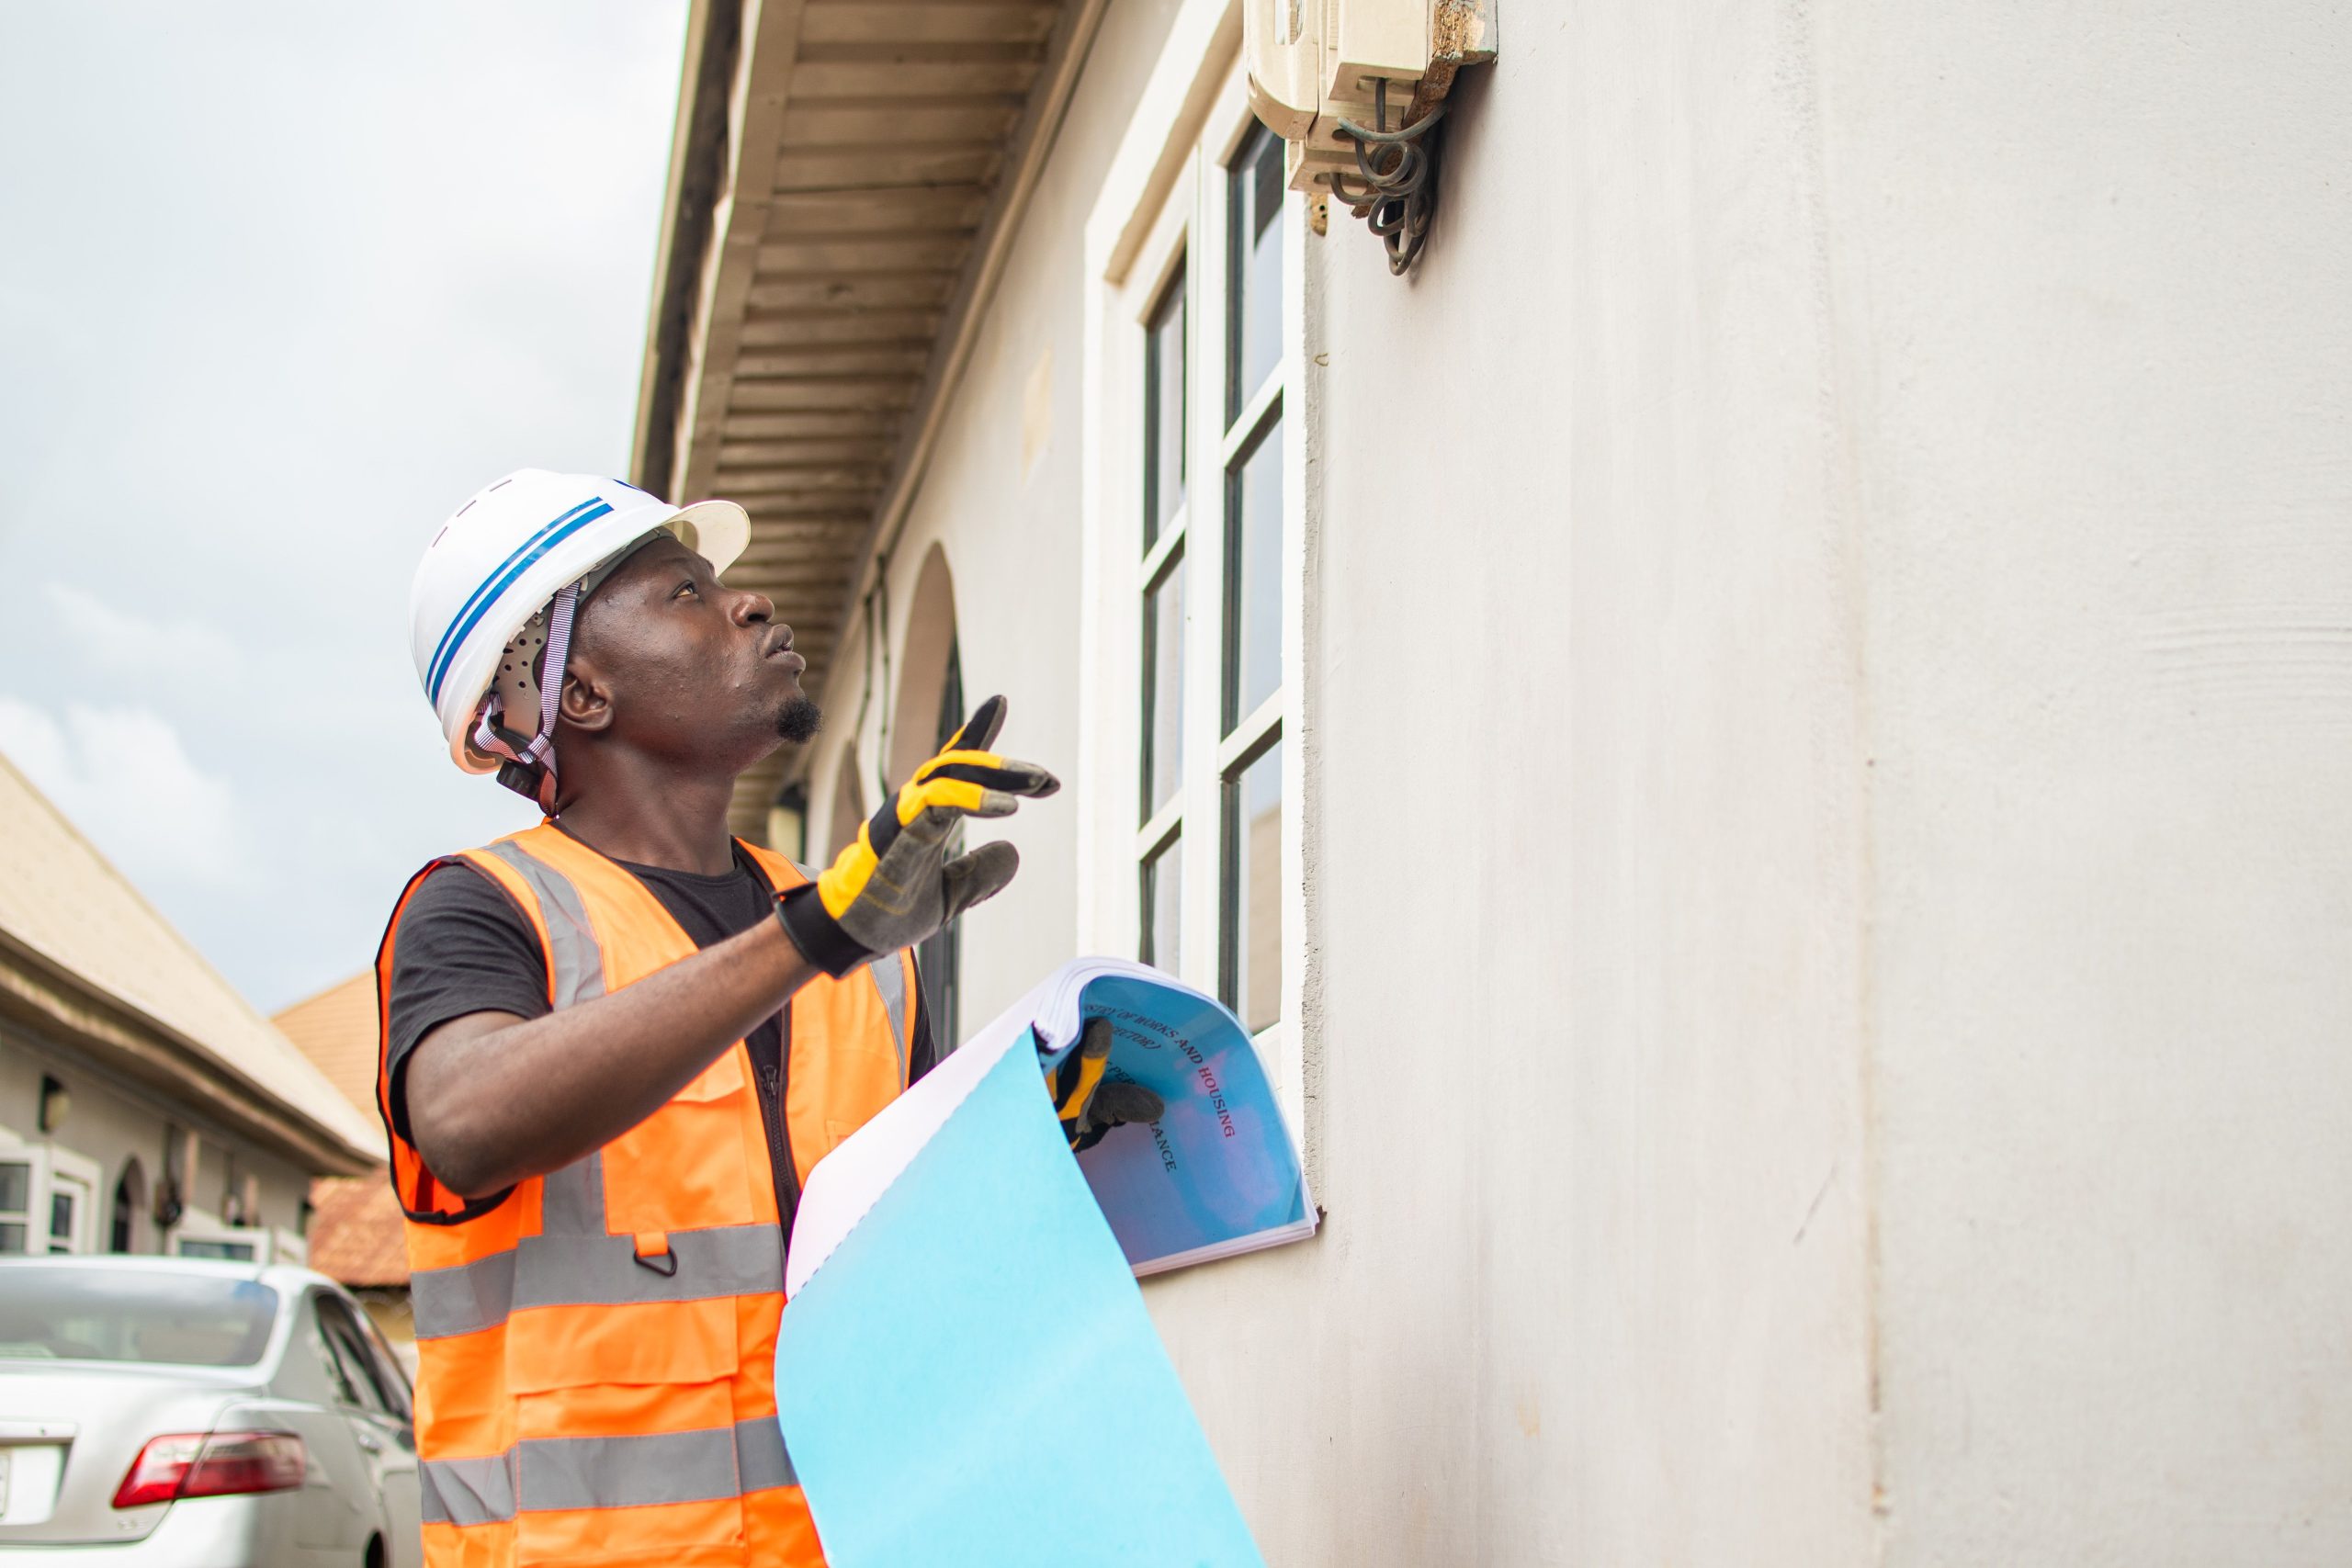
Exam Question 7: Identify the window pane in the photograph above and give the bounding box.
[1222,742,1283,1032]
[1141,558,1184,820]
[1224,416,1283,731]
[1227,126,1286,423]
[1144,265,1187,549]
[49,1191,74,1252]
[176,1238,256,1262]
[0,1268,277,1365]
[0,1162,28,1214]
[322,1303,393,1415]
[0,1224,24,1255]
[1141,838,1182,976]
[356,1310,414,1420]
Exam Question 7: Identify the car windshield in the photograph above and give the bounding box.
[0,1269,278,1367]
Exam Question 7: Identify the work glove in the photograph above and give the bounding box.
[1049,1018,1166,1153]
[775,695,1057,976]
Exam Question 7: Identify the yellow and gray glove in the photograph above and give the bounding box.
[775,695,1057,976]
[1049,1018,1166,1152]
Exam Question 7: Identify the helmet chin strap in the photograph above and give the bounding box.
[468,530,656,815]
[474,581,582,816]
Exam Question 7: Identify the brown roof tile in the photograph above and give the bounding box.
[306,1176,409,1288]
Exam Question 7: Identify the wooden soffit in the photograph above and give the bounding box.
[634,0,1105,839]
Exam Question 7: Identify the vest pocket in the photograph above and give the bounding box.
[508,1303,749,1563]
[506,1297,738,1400]
[602,1047,769,1236]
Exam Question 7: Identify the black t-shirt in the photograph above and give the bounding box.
[384,840,933,1237]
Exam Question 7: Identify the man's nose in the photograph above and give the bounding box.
[731,588,775,625]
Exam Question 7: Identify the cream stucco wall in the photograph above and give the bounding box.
[1839,6,2352,1562]
[0,1027,316,1254]
[801,0,2352,1562]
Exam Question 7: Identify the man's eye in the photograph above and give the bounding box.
[673,581,697,600]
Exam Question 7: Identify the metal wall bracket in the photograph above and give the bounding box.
[1329,80,1446,274]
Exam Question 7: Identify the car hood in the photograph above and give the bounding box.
[0,1361,261,1545]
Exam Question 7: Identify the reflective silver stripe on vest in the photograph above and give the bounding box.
[481,840,605,1008]
[733,1414,795,1493]
[420,1418,795,1525]
[419,1450,517,1527]
[538,1152,605,1235]
[870,951,909,1085]
[411,1221,786,1339]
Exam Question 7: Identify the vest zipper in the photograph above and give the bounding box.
[759,1003,800,1235]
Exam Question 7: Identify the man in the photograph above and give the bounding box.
[379,469,1072,1568]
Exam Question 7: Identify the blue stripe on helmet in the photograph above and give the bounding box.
[424,496,603,694]
[426,498,616,706]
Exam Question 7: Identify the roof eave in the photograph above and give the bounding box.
[632,0,741,497]
[0,931,379,1177]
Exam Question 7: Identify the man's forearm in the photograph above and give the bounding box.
[405,915,820,1197]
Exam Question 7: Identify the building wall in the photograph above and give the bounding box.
[1831,6,2352,1562]
[1144,4,1878,1561]
[807,0,2352,1562]
[0,1026,315,1257]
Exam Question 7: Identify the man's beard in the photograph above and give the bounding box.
[776,695,823,744]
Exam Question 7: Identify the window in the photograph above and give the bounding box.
[353,1305,415,1422]
[172,1207,266,1263]
[1224,739,1283,1034]
[0,1147,95,1255]
[316,1294,407,1420]
[1082,39,1313,1140]
[1095,73,1302,1055]
[0,1157,31,1254]
[1144,273,1187,549]
[0,1267,276,1365]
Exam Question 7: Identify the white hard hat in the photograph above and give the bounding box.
[410,468,750,791]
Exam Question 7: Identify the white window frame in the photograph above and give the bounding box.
[170,1208,267,1264]
[1078,0,1319,1159]
[0,1130,101,1255]
[44,1147,98,1255]
[0,1139,41,1256]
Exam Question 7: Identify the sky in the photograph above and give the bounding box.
[0,3,691,1010]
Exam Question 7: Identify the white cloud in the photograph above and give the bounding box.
[43,582,244,683]
[0,695,248,888]
[0,3,686,1007]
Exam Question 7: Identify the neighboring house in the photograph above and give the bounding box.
[0,751,379,1264]
[633,3,2352,1562]
[275,971,412,1362]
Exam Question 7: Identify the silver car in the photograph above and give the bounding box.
[0,1256,421,1567]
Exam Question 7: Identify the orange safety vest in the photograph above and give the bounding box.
[373,824,916,1568]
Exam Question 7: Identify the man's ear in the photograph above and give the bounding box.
[558,661,616,734]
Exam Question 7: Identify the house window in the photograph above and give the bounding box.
[1102,80,1303,1049]
[1144,269,1187,549]
[0,1149,96,1255]
[175,1235,259,1263]
[0,1157,32,1254]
